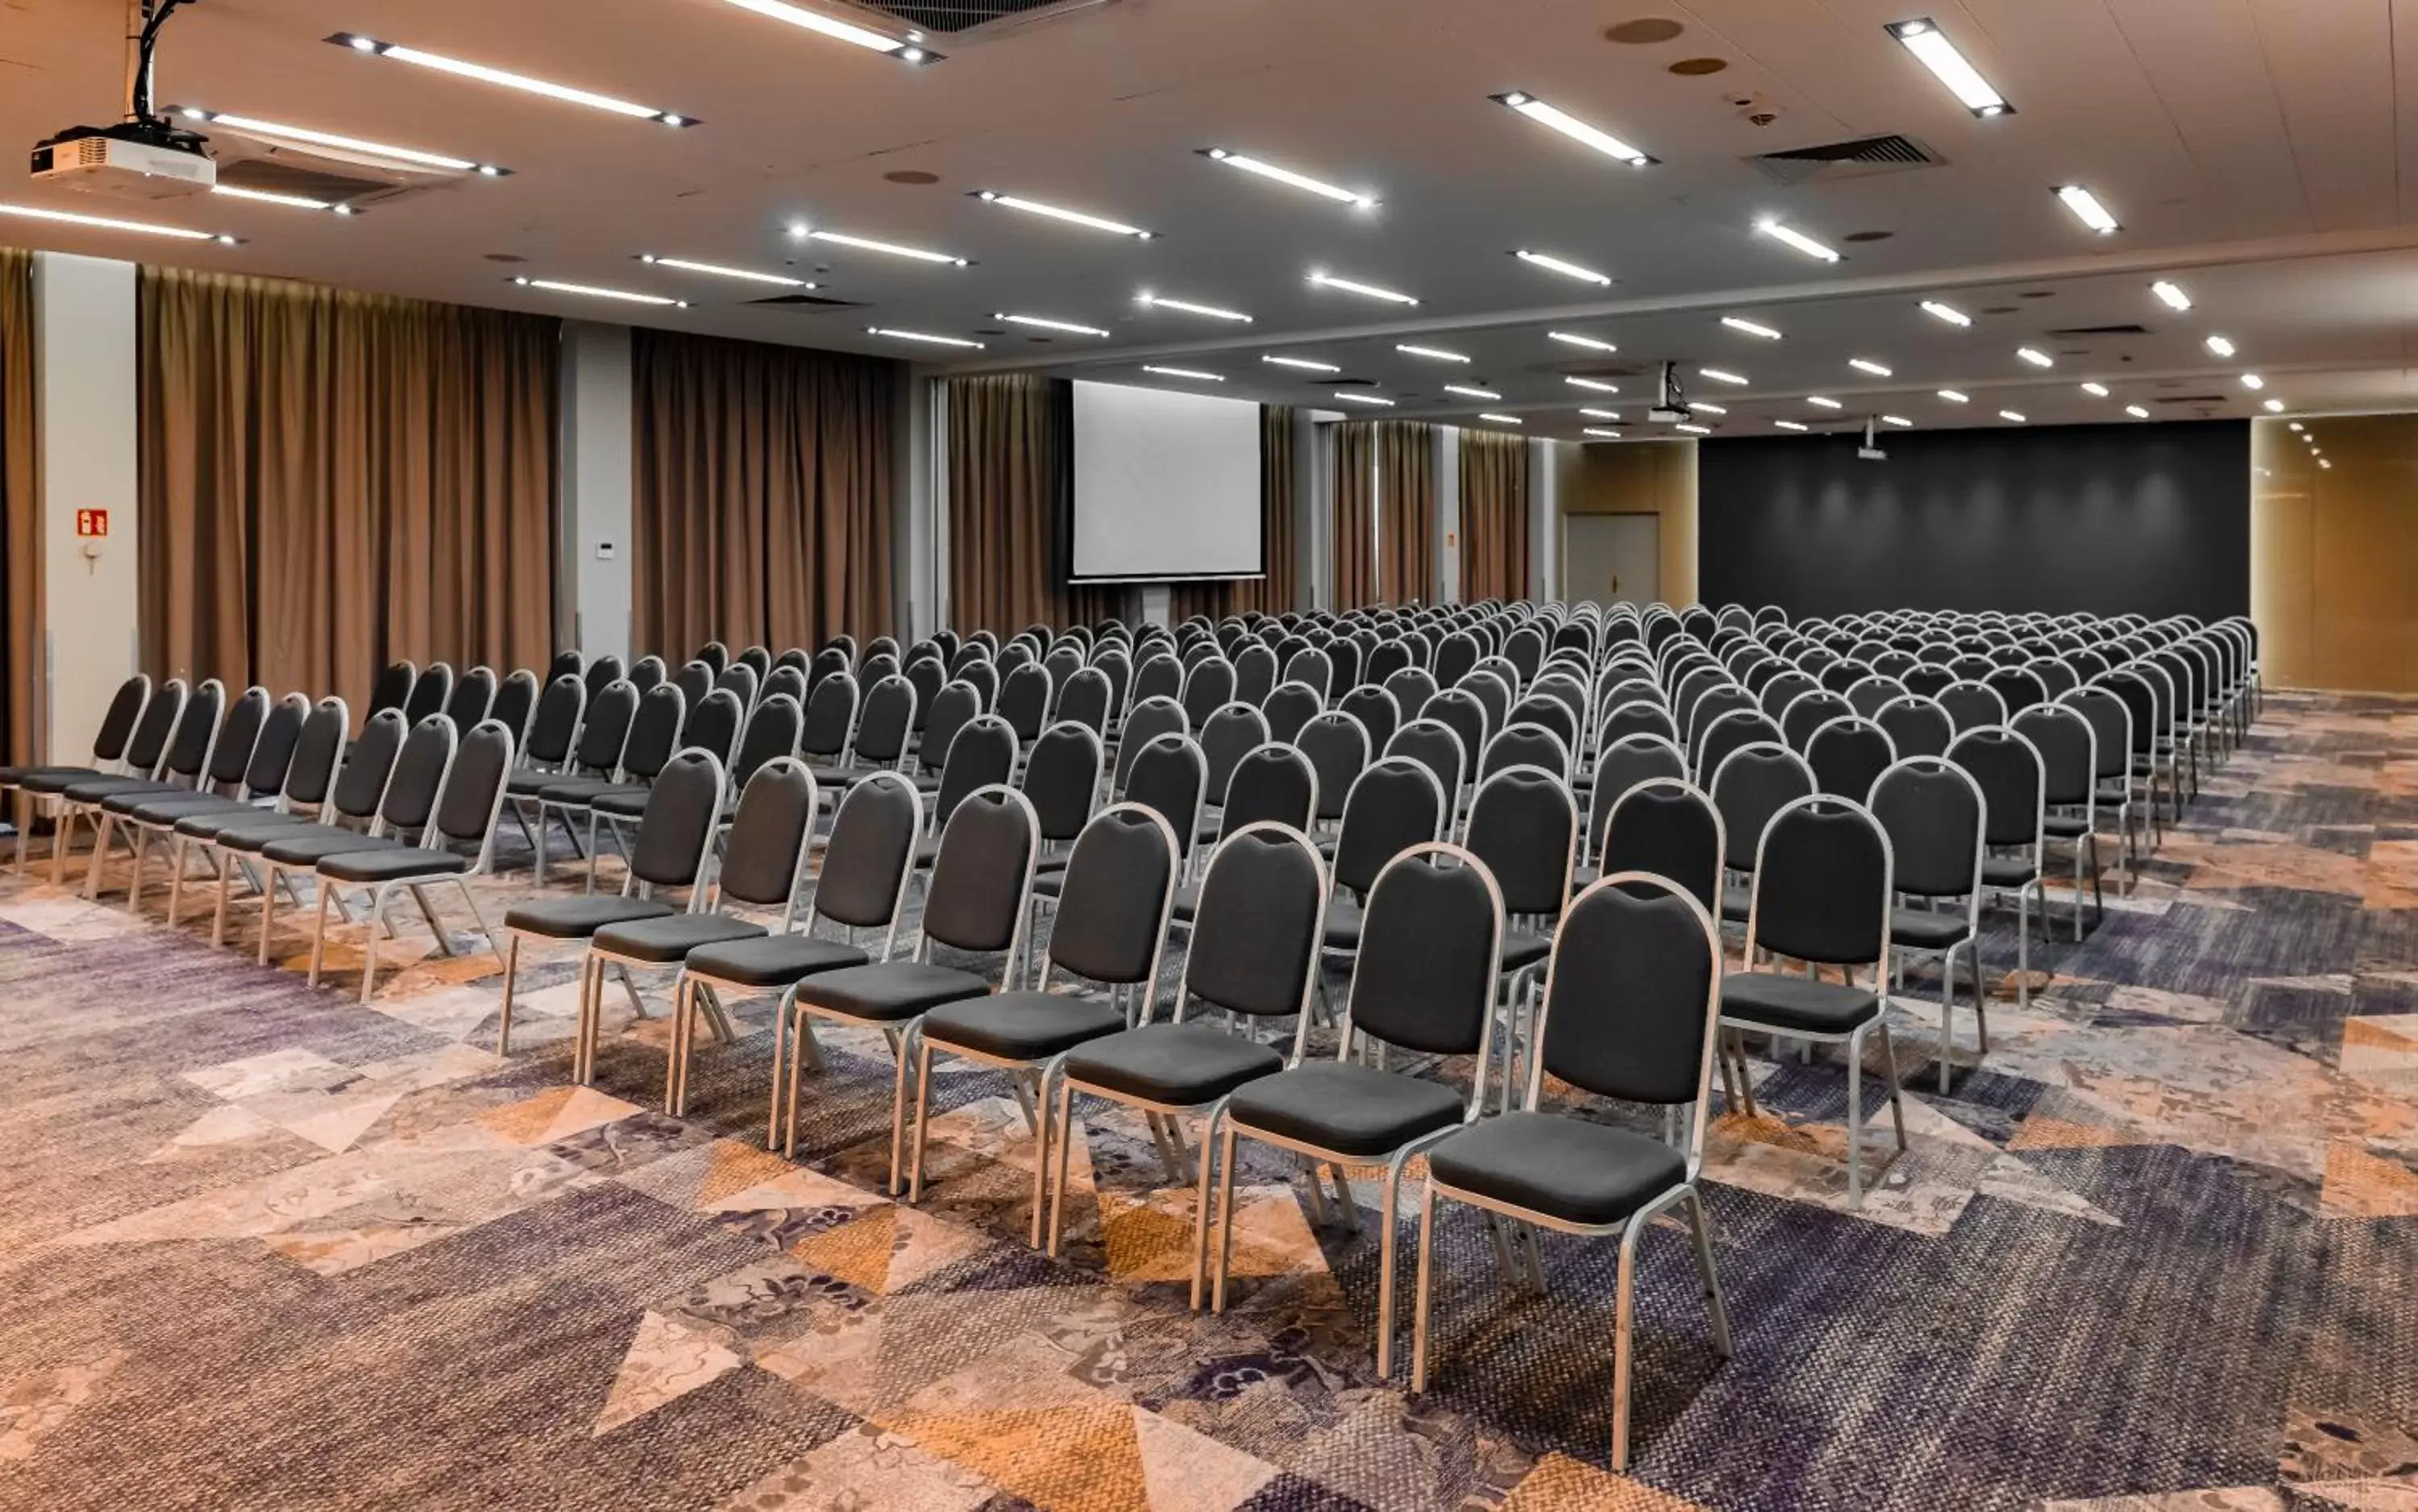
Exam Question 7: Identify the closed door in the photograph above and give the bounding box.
[1563,513,1659,607]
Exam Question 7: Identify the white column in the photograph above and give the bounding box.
[1307,418,1336,612]
[33,252,139,765]
[559,320,632,663]
[1290,409,1316,614]
[1140,586,1173,629]
[1435,426,1461,605]
[924,371,950,636]
[1530,438,1560,603]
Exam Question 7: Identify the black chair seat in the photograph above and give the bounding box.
[1226,1061,1465,1158]
[685,934,868,987]
[2042,813,2092,839]
[260,831,410,866]
[505,895,676,938]
[818,762,895,787]
[586,787,651,820]
[1721,971,1880,1035]
[19,768,110,795]
[1031,867,1066,901]
[507,770,567,798]
[104,786,218,817]
[534,777,623,806]
[1720,882,1751,924]
[920,991,1127,1061]
[792,962,991,1022]
[316,847,469,883]
[216,817,362,853]
[1,764,89,784]
[594,912,767,963]
[124,793,260,825]
[1062,1023,1283,1107]
[1321,895,1364,950]
[60,775,178,804]
[1426,1111,1685,1227]
[1981,856,2040,887]
[177,808,313,841]
[1889,908,1971,949]
[1502,929,1551,972]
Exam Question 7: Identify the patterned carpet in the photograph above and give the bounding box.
[1,689,2415,1512]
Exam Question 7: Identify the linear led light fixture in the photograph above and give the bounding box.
[1938,388,1971,403]
[1580,408,1620,421]
[642,254,811,287]
[2150,280,2192,312]
[1721,316,1782,340]
[1262,354,1339,372]
[1699,368,1750,388]
[2262,397,2284,413]
[2017,347,2054,368]
[1515,249,1611,285]
[1548,331,1618,353]
[176,108,508,175]
[789,225,968,264]
[1397,343,1469,363]
[1884,18,2013,117]
[0,201,233,242]
[866,326,983,347]
[1479,413,1523,425]
[1310,270,1419,305]
[2204,334,2237,358]
[1137,292,1251,322]
[1675,422,1712,434]
[329,35,696,125]
[1775,419,1809,431]
[214,185,355,214]
[1565,376,1620,393]
[1920,300,1971,326]
[1881,414,1913,427]
[2240,372,2265,390]
[2054,185,2121,235]
[1999,409,2028,422]
[1848,357,1892,377]
[1583,427,1622,438]
[1199,147,1375,207]
[1755,218,1841,262]
[1142,365,1222,380]
[1807,396,1843,409]
[1332,391,1396,406]
[718,0,934,61]
[1688,401,1728,415]
[995,312,1109,336]
[975,190,1152,239]
[513,276,687,307]
[1490,91,1655,166]
[2080,381,2109,397]
[1444,384,1502,400]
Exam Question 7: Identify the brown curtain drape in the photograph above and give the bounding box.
[945,374,1129,633]
[139,268,557,722]
[1377,421,1436,605]
[633,329,895,656]
[1,249,37,767]
[1332,420,1377,610]
[1169,405,1299,624]
[1459,429,1531,602]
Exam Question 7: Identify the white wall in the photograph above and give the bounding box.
[33,252,139,764]
[558,320,632,664]
[1435,427,1461,604]
[1529,438,1560,601]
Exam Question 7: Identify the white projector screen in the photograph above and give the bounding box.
[1070,380,1263,582]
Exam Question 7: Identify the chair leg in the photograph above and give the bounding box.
[765,990,788,1152]
[496,934,521,1053]
[885,1025,916,1198]
[1410,1178,1438,1393]
[210,850,232,948]
[1206,1119,1239,1312]
[306,880,334,986]
[359,885,390,1005]
[1047,1078,1077,1258]
[258,862,281,966]
[123,827,147,913]
[1609,1219,1641,1473]
[1377,1155,1408,1379]
[907,1038,937,1203]
[2015,888,2032,1009]
[1027,1065,1054,1249]
[1189,1103,1225,1311]
[82,813,114,899]
[1682,1186,1733,1359]
[1877,1020,1908,1153]
[1938,945,1959,1095]
[1846,1026,1865,1207]
[664,977,688,1117]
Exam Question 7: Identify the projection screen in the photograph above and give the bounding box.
[1070,380,1263,583]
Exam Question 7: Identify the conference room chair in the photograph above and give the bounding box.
[902,657,949,743]
[774,646,812,676]
[1719,795,1906,1205]
[1181,657,1238,733]
[171,696,347,941]
[1213,841,1504,1377]
[1984,667,2048,718]
[1298,711,1373,829]
[1422,687,1491,779]
[1683,685,1755,765]
[1460,765,1577,1092]
[2061,684,2139,888]
[790,785,1041,1195]
[2103,665,2176,833]
[1340,685,1402,758]
[1283,646,1334,700]
[663,658,709,713]
[1710,741,1818,928]
[808,645,853,694]
[362,662,418,724]
[818,674,916,788]
[1318,754,1449,994]
[69,678,223,896]
[305,716,517,1004]
[1695,708,1784,788]
[1875,693,1955,760]
[115,689,308,921]
[1949,725,2050,1007]
[442,666,498,734]
[1196,704,1270,841]
[1937,679,2010,736]
[1595,696,1680,756]
[760,664,810,711]
[916,682,982,791]
[1412,871,1731,1473]
[799,672,862,780]
[536,683,683,892]
[404,663,454,725]
[1507,693,1578,758]
[1599,777,1723,923]
[909,803,1182,1236]
[1843,675,1907,722]
[1757,669,1819,723]
[1133,653,1184,711]
[487,669,540,754]
[1226,642,1277,708]
[916,715,1018,874]
[1017,722,1108,871]
[1113,696,1189,795]
[1481,725,1573,786]
[1041,822,1327,1297]
[1043,644,1087,696]
[1257,676,1324,746]
[91,683,268,908]
[1384,719,1467,821]
[1461,667,1515,741]
[1578,733,1692,890]
[1806,716,1897,802]
[2013,702,2104,939]
[1819,658,1873,696]
[957,659,999,714]
[1867,757,1988,1093]
[1775,688,1851,754]
[208,707,403,962]
[1048,666,1109,741]
[1903,664,1956,700]
[517,678,636,883]
[1502,625,1548,687]
[2,672,153,872]
[858,653,900,692]
[1327,638,1364,694]
[692,643,729,677]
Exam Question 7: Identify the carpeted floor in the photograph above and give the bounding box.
[1,688,2414,1512]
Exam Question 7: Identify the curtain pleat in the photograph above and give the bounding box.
[138,267,558,725]
[1458,429,1531,602]
[1332,421,1377,610]
[630,329,896,657]
[945,374,1132,633]
[0,248,36,766]
[1169,405,1299,623]
[1377,421,1436,605]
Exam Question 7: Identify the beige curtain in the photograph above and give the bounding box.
[633,329,895,657]
[1,249,36,766]
[1332,421,1377,610]
[1377,421,1436,605]
[945,374,1128,633]
[1459,428,1531,602]
[139,268,558,721]
[1170,405,1299,623]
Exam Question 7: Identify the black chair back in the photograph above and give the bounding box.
[1019,723,1104,845]
[1876,695,1954,760]
[1807,716,1896,800]
[1710,742,1816,873]
[923,787,1038,957]
[1183,825,1327,1020]
[933,714,1017,828]
[1332,757,1446,895]
[1297,712,1372,823]
[1049,804,1182,990]
[1602,779,1722,916]
[732,694,805,790]
[1746,797,1892,968]
[1462,766,1576,918]
[1869,758,1983,901]
[719,758,819,911]
[814,773,922,936]
[1535,876,1721,1106]
[1345,845,1505,1061]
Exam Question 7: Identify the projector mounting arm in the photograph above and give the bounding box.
[127,0,205,131]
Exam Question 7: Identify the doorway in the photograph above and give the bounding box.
[1562,513,1660,607]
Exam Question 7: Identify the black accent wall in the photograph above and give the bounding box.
[1697,419,2249,620]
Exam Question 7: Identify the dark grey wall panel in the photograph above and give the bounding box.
[1697,419,2249,620]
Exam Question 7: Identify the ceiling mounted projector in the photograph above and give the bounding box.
[30,0,216,199]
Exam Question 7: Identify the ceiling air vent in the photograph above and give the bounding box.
[852,0,1111,36]
[2046,323,2151,338]
[744,293,867,310]
[2155,393,2230,405]
[216,156,414,206]
[1747,134,1942,186]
